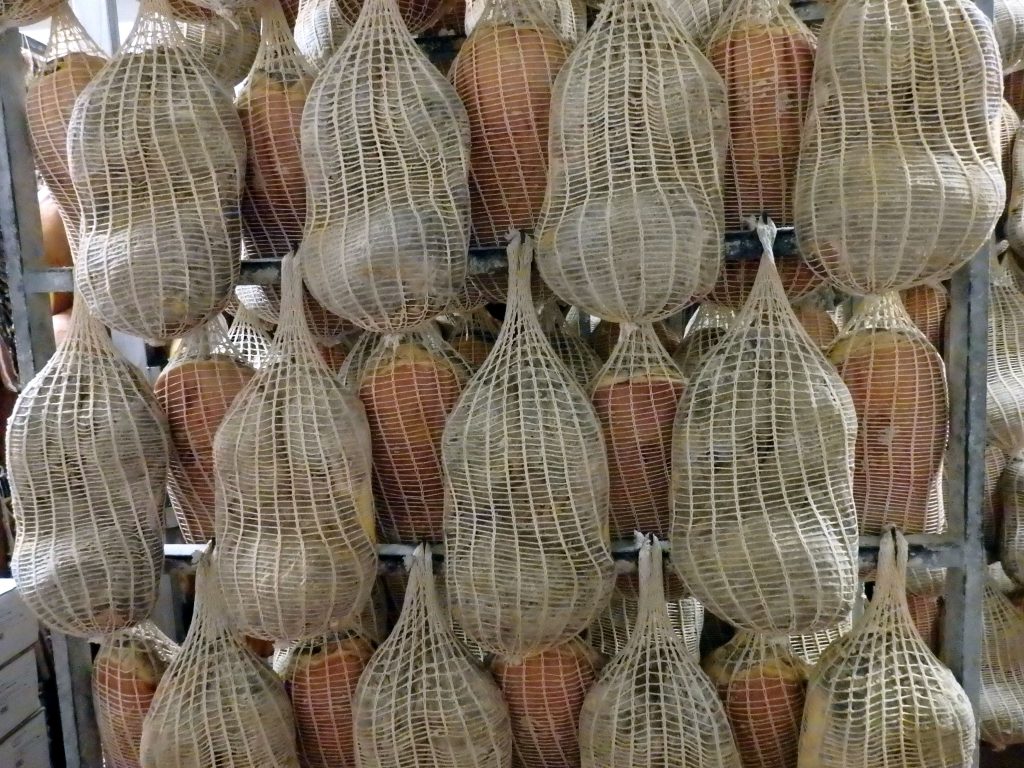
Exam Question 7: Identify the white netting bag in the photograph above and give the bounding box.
[588,572,703,661]
[793,300,839,352]
[448,308,501,369]
[702,632,810,768]
[450,0,574,248]
[7,301,168,638]
[214,254,377,642]
[708,256,822,312]
[906,591,942,654]
[140,550,300,767]
[582,0,723,46]
[826,294,948,541]
[353,329,470,543]
[670,221,859,634]
[590,323,684,540]
[798,528,977,768]
[539,302,602,390]
[794,0,1004,294]
[984,443,1010,549]
[155,318,253,545]
[24,3,106,226]
[787,608,853,667]
[1001,454,1024,586]
[1000,100,1020,189]
[535,0,725,325]
[226,305,274,368]
[299,0,470,332]
[294,0,351,71]
[443,238,615,657]
[0,0,61,30]
[1005,129,1024,256]
[274,631,376,768]
[179,7,261,87]
[997,0,1024,75]
[488,638,603,768]
[94,622,179,768]
[673,303,735,379]
[67,0,246,343]
[706,0,815,230]
[333,0,446,33]
[353,544,513,768]
[580,536,741,768]
[987,258,1024,455]
[900,282,949,351]
[980,579,1024,749]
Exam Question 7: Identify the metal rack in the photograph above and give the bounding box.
[0,3,990,767]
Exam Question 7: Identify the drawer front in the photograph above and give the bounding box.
[0,583,38,666]
[0,651,39,742]
[0,710,48,768]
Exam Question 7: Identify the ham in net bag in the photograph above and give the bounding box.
[299,0,470,332]
[706,0,815,230]
[1001,454,1024,586]
[226,305,273,369]
[140,549,299,767]
[449,0,575,248]
[488,638,603,768]
[987,257,1024,455]
[25,3,106,227]
[93,622,179,768]
[798,528,976,767]
[997,0,1024,75]
[155,318,253,544]
[294,0,351,72]
[0,0,62,29]
[214,254,377,642]
[579,536,741,768]
[353,544,513,768]
[703,632,809,768]
[670,220,859,634]
[539,302,602,391]
[535,0,725,325]
[443,237,615,658]
[179,7,261,88]
[590,323,684,540]
[67,0,245,342]
[980,579,1024,750]
[8,300,168,638]
[274,631,376,768]
[794,0,1003,294]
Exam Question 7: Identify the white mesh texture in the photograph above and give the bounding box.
[275,631,376,768]
[447,308,501,369]
[997,0,1024,75]
[980,579,1024,749]
[140,550,300,767]
[899,282,949,351]
[0,0,62,30]
[590,323,684,540]
[708,257,822,311]
[792,301,838,352]
[442,237,615,657]
[7,301,167,638]
[670,222,859,634]
[987,260,1024,455]
[798,528,977,768]
[673,303,735,380]
[539,302,602,391]
[179,7,261,87]
[489,637,603,768]
[535,0,725,324]
[335,0,446,34]
[155,318,254,545]
[353,544,513,768]
[794,0,1004,294]
[299,0,470,332]
[294,0,351,72]
[1001,454,1024,586]
[67,0,246,342]
[787,608,853,668]
[702,632,809,768]
[226,305,274,368]
[94,622,179,768]
[213,254,377,642]
[579,536,741,768]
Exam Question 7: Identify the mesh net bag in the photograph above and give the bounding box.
[179,7,261,87]
[155,318,254,545]
[997,0,1024,75]
[794,0,1004,294]
[1001,454,1024,586]
[299,0,470,332]
[140,550,300,767]
[798,528,976,768]
[489,637,603,768]
[702,632,809,768]
[213,254,377,642]
[450,0,574,248]
[94,621,179,768]
[670,221,859,634]
[708,257,821,312]
[984,443,1010,550]
[448,308,501,369]
[906,591,942,654]
[590,323,684,540]
[980,579,1024,749]
[353,544,513,768]
[706,0,815,230]
[67,0,246,343]
[295,0,351,72]
[334,0,445,34]
[986,259,1024,455]
[0,0,62,30]
[539,302,602,391]
[579,536,742,768]
[826,294,948,543]
[227,305,274,368]
[24,3,106,227]
[275,631,376,768]
[535,0,726,325]
[793,301,838,352]
[7,300,168,638]
[354,329,470,543]
[673,303,736,379]
[788,609,853,667]
[900,282,948,351]
[443,238,615,657]
[1000,100,1020,188]
[587,572,704,661]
